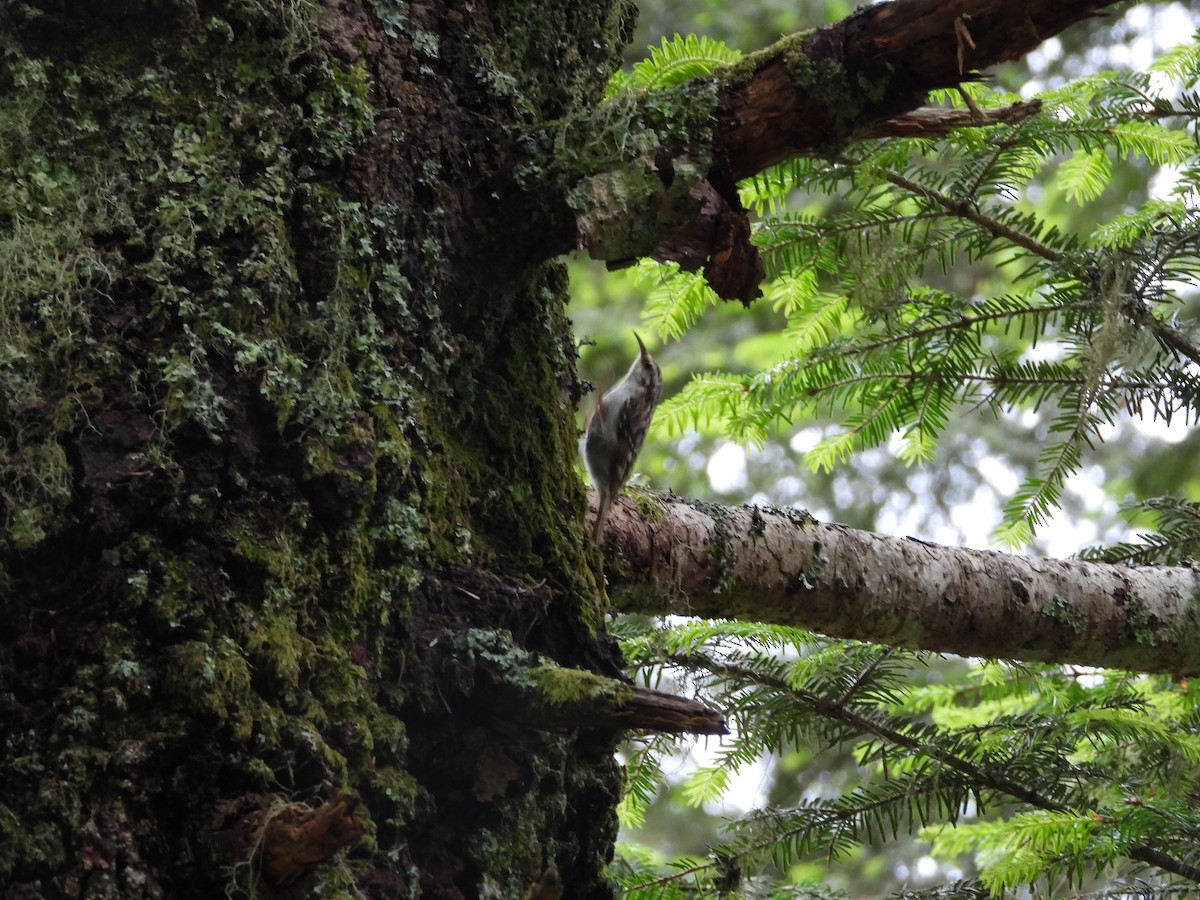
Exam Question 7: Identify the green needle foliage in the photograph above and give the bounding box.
[626,38,1200,547]
[607,33,743,95]
[1079,496,1200,565]
[613,618,1200,898]
[605,31,1200,900]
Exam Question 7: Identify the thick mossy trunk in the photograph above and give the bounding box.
[0,1,633,896]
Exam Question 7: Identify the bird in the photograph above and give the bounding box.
[579,332,663,544]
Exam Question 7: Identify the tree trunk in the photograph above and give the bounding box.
[0,0,1127,897]
[2,1,641,895]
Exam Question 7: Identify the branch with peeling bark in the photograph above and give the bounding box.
[544,0,1119,302]
[862,99,1041,138]
[713,0,1115,180]
[590,492,1200,676]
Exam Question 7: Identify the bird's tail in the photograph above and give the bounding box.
[592,490,612,546]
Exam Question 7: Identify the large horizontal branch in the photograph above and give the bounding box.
[594,493,1200,675]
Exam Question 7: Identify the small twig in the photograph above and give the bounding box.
[835,153,1064,261]
[862,100,1042,139]
[834,648,894,706]
[954,15,976,75]
[1149,317,1200,368]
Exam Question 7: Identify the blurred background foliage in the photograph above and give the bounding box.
[576,1,1200,555]
[570,1,1200,897]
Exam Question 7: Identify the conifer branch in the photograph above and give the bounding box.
[818,301,1093,362]
[834,154,1065,261]
[673,653,1200,883]
[805,370,1171,397]
[1148,318,1200,368]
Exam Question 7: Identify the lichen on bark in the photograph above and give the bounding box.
[0,0,634,896]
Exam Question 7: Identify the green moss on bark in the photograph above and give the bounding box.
[1,0,628,895]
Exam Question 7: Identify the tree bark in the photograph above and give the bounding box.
[553,0,1119,300]
[2,1,639,895]
[597,494,1200,675]
[714,0,1116,178]
[0,0,1139,897]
